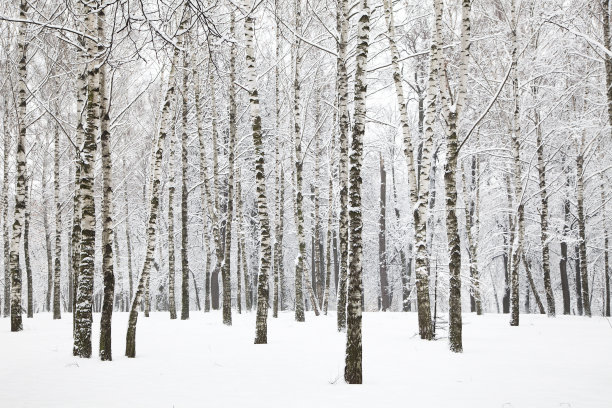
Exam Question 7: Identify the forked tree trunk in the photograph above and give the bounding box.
[244,0,273,344]
[344,0,370,384]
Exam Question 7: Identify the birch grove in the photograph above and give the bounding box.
[1,0,612,389]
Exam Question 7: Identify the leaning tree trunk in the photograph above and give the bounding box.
[222,10,237,326]
[180,42,191,321]
[126,16,185,357]
[244,0,273,344]
[53,125,62,320]
[522,255,545,314]
[24,179,33,318]
[335,0,350,332]
[344,0,370,384]
[74,0,100,356]
[99,5,115,360]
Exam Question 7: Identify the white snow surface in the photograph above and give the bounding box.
[1,311,610,407]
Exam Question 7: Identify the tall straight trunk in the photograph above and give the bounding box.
[413,0,444,340]
[576,133,591,316]
[600,170,610,317]
[323,134,335,314]
[463,157,482,315]
[391,161,411,312]
[44,157,53,312]
[292,0,307,323]
[336,0,350,332]
[222,10,237,326]
[24,179,32,318]
[168,126,177,319]
[344,0,370,384]
[273,0,283,318]
[439,0,471,352]
[9,0,28,332]
[535,107,555,316]
[99,6,115,360]
[126,15,185,357]
[207,51,222,312]
[575,244,583,315]
[503,173,514,314]
[193,43,214,314]
[509,0,523,327]
[236,171,248,313]
[313,88,323,306]
[243,0,273,344]
[2,109,10,318]
[53,125,62,320]
[124,178,134,304]
[74,0,100,355]
[378,154,389,311]
[71,34,87,322]
[180,42,191,321]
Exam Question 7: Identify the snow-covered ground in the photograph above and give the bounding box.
[0,311,610,407]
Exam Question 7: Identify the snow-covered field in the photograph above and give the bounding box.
[1,311,610,407]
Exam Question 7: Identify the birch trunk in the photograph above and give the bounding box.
[292,0,307,322]
[125,16,185,357]
[222,10,237,326]
[2,110,10,317]
[273,0,283,319]
[413,0,444,340]
[535,108,555,316]
[600,169,610,317]
[24,179,32,318]
[576,132,591,316]
[44,156,53,313]
[181,42,190,321]
[336,0,350,332]
[508,0,524,327]
[10,0,27,332]
[344,0,370,384]
[168,124,177,319]
[99,6,115,359]
[378,154,390,311]
[53,125,62,320]
[244,0,273,344]
[74,0,100,355]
